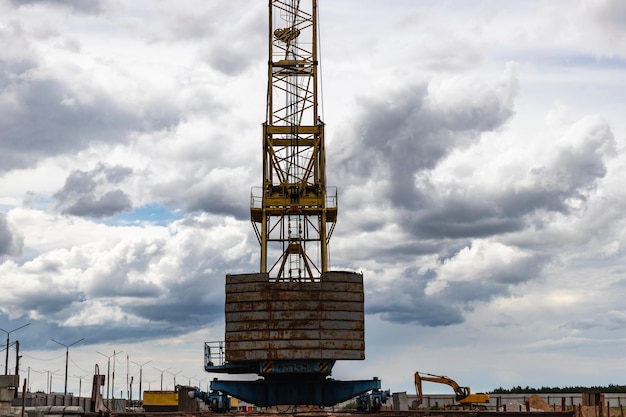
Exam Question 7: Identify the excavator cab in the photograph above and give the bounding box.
[455,386,471,402]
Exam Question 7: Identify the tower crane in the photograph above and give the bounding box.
[194,1,388,411]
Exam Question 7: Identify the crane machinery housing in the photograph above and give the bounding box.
[193,0,388,411]
[414,372,491,406]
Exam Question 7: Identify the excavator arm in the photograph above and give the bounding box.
[414,372,490,405]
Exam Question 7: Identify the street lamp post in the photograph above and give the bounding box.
[182,374,196,387]
[45,369,62,393]
[97,350,123,405]
[0,323,31,375]
[167,370,182,389]
[131,360,151,402]
[153,367,171,391]
[51,337,85,395]
[73,374,88,397]
[29,368,45,393]
[144,379,157,391]
[199,379,208,392]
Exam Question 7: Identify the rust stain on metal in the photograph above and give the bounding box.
[225,271,365,361]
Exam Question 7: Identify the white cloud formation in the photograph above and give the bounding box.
[0,213,23,257]
[1,0,626,397]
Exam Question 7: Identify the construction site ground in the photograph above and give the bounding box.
[82,395,625,417]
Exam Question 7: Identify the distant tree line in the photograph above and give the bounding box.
[492,385,626,394]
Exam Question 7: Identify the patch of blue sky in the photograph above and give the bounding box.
[549,53,626,69]
[22,195,55,212]
[105,203,184,226]
[495,51,626,70]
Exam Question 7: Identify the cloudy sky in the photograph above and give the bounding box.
[1,0,626,400]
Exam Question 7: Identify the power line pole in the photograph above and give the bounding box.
[153,366,170,391]
[131,360,151,402]
[97,349,122,406]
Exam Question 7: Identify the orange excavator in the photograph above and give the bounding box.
[415,371,490,405]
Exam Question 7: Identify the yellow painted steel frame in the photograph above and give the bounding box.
[251,0,336,281]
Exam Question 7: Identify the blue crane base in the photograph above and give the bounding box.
[210,376,382,407]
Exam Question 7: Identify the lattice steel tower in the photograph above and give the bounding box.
[250,0,337,281]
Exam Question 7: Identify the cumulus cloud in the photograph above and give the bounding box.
[366,267,463,326]
[183,167,252,219]
[0,213,24,257]
[1,0,626,394]
[0,16,181,173]
[53,164,133,218]
[9,0,106,14]
[335,63,519,213]
[366,240,547,326]
[405,114,615,240]
[0,209,254,347]
[0,71,177,172]
[579,0,626,51]
[332,63,616,328]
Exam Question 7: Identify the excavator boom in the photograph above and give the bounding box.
[414,372,490,405]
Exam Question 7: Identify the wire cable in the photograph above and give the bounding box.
[69,356,92,374]
[317,0,324,122]
[21,351,66,361]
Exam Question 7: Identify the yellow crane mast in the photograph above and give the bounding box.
[250,0,337,281]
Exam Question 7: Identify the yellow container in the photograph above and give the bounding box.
[143,391,178,406]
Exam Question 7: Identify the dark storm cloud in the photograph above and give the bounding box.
[62,190,132,218]
[337,74,517,210]
[10,0,105,14]
[127,280,225,329]
[367,249,548,327]
[0,74,130,171]
[77,217,251,337]
[582,0,626,40]
[406,179,584,240]
[336,68,613,242]
[411,197,525,239]
[203,39,265,76]
[366,267,464,326]
[187,190,249,220]
[0,223,242,349]
[378,240,446,259]
[408,116,615,239]
[337,72,615,327]
[0,313,200,350]
[196,5,265,75]
[119,282,228,339]
[53,164,133,218]
[0,61,180,173]
[0,213,23,257]
[111,260,228,332]
[17,285,84,316]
